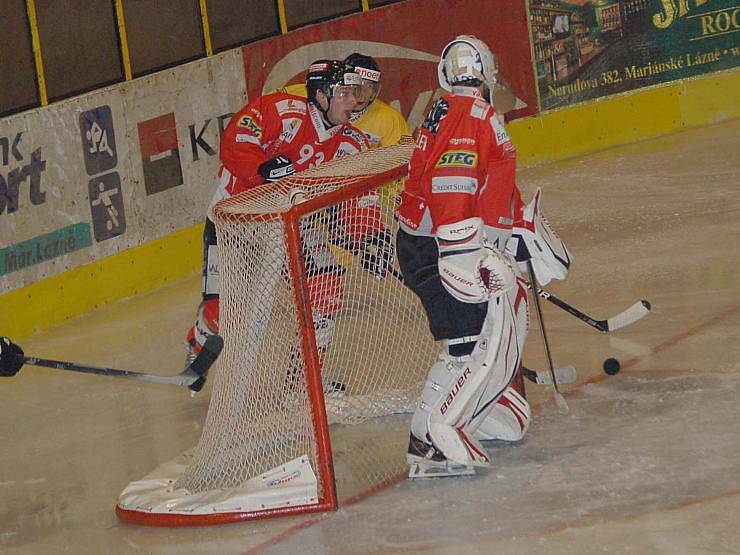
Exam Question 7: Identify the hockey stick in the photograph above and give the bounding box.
[8,335,223,392]
[527,284,651,333]
[392,266,649,333]
[522,364,576,385]
[385,268,577,387]
[527,260,569,412]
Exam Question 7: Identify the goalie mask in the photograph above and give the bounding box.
[438,35,498,97]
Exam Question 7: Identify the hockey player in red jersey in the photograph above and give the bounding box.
[186,60,375,365]
[397,36,570,477]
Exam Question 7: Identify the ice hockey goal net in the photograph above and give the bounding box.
[116,143,438,526]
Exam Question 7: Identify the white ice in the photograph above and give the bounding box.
[1,119,739,554]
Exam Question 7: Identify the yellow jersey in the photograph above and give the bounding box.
[277,83,411,148]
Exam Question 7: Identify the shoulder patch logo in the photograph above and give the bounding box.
[237,115,263,138]
[436,150,478,168]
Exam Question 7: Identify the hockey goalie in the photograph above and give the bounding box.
[396,35,570,477]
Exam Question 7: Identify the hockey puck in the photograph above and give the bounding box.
[603,357,621,375]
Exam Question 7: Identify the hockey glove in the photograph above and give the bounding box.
[360,229,394,279]
[258,155,296,183]
[508,188,572,286]
[437,217,516,304]
[0,337,24,377]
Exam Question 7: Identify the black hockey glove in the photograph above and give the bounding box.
[360,229,394,279]
[0,337,24,377]
[258,156,296,183]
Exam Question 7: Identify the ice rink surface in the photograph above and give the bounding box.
[2,118,739,554]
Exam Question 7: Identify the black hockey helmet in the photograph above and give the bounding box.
[305,59,362,105]
[344,53,381,106]
[344,53,381,82]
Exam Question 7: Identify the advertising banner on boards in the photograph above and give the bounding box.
[531,0,740,110]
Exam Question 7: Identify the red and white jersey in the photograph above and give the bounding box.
[209,92,370,209]
[397,87,523,251]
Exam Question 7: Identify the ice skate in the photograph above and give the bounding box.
[406,434,476,479]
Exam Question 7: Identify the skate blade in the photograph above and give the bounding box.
[407,458,476,479]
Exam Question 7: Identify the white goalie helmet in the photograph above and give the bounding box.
[438,35,498,93]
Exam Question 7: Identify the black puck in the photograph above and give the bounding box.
[603,357,621,375]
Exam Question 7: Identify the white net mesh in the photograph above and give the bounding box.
[175,144,437,503]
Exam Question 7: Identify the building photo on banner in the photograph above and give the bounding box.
[1,0,739,552]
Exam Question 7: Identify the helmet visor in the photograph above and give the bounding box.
[356,80,380,104]
[331,83,362,101]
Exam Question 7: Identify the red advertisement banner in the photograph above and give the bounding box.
[241,0,538,128]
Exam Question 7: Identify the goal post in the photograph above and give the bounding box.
[116,143,438,526]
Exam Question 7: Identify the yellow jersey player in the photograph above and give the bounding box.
[277,53,411,148]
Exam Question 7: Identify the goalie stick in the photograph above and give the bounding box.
[527,260,569,413]
[5,335,223,392]
[388,267,650,333]
[528,284,651,333]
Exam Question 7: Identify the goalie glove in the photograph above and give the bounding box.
[0,337,24,377]
[508,187,572,286]
[258,155,296,183]
[437,217,516,304]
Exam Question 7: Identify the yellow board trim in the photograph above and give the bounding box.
[509,68,740,168]
[0,224,203,340]
[1,69,737,341]
[114,0,133,81]
[25,0,48,106]
[361,0,370,12]
[199,0,214,56]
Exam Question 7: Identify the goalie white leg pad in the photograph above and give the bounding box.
[410,286,527,467]
[474,386,531,442]
[409,351,493,467]
[464,279,528,431]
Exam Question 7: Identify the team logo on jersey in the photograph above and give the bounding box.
[436,150,478,168]
[276,98,307,116]
[280,117,302,143]
[236,115,262,138]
